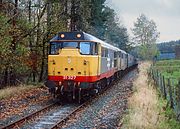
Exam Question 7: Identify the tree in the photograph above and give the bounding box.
[132,14,160,59]
[137,43,159,60]
[132,14,160,45]
[88,0,106,39]
[103,6,129,51]
[0,4,30,87]
[0,0,131,87]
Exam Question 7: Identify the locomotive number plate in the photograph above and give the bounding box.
[63,76,76,80]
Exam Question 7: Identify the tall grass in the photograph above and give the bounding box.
[0,85,41,100]
[123,62,161,128]
[123,61,180,129]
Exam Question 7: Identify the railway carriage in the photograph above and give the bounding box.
[45,31,137,102]
[120,50,128,70]
[127,54,134,67]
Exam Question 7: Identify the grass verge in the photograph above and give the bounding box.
[0,84,43,100]
[157,96,180,129]
[122,61,180,129]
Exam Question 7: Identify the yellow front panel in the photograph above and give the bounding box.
[48,48,100,77]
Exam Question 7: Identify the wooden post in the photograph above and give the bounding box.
[168,78,174,108]
[159,73,162,91]
[151,68,153,79]
[162,76,167,99]
[158,71,161,88]
[160,73,164,94]
[156,69,159,85]
[152,68,154,80]
[177,80,180,119]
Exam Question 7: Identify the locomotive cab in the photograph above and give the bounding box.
[46,32,102,101]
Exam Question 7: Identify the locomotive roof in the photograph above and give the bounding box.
[50,31,123,52]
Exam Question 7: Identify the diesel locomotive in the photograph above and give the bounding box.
[45,31,137,102]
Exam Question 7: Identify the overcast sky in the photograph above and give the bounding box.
[106,0,180,42]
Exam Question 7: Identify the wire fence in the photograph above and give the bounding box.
[148,66,180,121]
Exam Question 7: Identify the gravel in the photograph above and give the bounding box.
[0,68,138,128]
[0,88,53,127]
[62,69,138,129]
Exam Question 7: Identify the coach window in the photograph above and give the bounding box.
[105,48,108,57]
[101,47,105,57]
[49,42,61,54]
[114,51,117,67]
[101,47,104,57]
[118,52,121,58]
[114,52,118,58]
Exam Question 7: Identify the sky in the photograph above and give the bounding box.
[106,0,180,42]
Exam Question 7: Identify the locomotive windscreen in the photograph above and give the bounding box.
[49,41,98,55]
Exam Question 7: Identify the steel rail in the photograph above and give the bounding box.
[1,102,57,129]
[2,65,137,129]
[50,81,117,129]
[50,66,137,129]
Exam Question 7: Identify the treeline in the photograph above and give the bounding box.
[157,40,180,53]
[0,0,129,87]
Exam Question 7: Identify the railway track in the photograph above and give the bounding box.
[49,68,136,129]
[28,86,111,129]
[50,99,92,129]
[50,82,117,129]
[2,67,136,129]
[1,84,114,129]
[1,102,58,129]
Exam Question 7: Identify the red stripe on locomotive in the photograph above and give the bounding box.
[48,68,116,82]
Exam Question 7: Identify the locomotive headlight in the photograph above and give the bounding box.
[60,34,65,38]
[76,34,81,38]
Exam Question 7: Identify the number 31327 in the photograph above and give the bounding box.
[63,76,76,80]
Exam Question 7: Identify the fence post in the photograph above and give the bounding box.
[167,78,174,108]
[152,68,155,81]
[177,80,180,121]
[162,76,166,99]
[159,73,163,93]
[156,70,159,85]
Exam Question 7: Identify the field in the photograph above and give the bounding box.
[149,59,180,123]
[153,60,180,85]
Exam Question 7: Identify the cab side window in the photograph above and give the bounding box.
[80,42,91,54]
[80,42,98,55]
[91,43,98,55]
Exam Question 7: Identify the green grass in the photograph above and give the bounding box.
[150,60,180,129]
[158,96,180,129]
[155,60,180,66]
[153,60,180,86]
